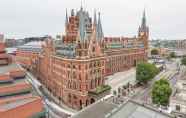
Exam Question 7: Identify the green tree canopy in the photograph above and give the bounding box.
[136,62,159,84]
[152,78,172,107]
[181,57,186,66]
[169,52,176,58]
[151,49,159,55]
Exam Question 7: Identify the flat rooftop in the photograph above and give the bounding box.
[71,101,117,118]
[71,100,174,118]
[0,63,20,74]
[0,82,32,97]
[0,96,41,111]
[0,94,32,105]
[108,100,173,118]
[0,74,13,83]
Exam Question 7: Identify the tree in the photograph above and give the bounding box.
[181,57,186,66]
[113,90,117,96]
[151,49,159,55]
[169,52,176,58]
[152,78,172,107]
[136,62,159,84]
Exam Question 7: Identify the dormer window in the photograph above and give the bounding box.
[92,47,95,52]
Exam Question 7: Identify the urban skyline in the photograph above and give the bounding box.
[0,0,186,39]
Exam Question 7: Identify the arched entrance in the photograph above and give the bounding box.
[90,98,95,104]
[79,100,82,109]
[134,60,137,66]
[86,100,89,106]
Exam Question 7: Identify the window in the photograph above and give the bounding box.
[73,72,76,79]
[79,51,82,56]
[79,74,81,80]
[73,95,77,99]
[92,47,95,52]
[94,62,96,67]
[68,94,71,103]
[89,63,92,68]
[176,105,180,111]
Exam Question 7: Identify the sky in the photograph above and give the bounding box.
[0,0,186,39]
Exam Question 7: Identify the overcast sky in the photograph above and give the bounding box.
[0,0,185,39]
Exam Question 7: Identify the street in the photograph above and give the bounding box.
[106,68,136,93]
[131,59,179,104]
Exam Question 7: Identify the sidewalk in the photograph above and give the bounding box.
[106,68,136,92]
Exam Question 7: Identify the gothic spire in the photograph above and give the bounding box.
[80,0,83,10]
[65,9,68,27]
[97,12,104,40]
[93,9,97,27]
[78,11,85,40]
[141,9,146,29]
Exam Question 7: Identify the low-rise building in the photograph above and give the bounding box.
[170,73,186,117]
[16,41,44,71]
[0,96,45,118]
[0,43,46,118]
[0,64,46,118]
[5,38,16,47]
[0,42,11,65]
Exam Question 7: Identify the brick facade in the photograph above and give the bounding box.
[15,42,44,73]
[0,42,11,65]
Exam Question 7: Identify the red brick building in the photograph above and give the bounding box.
[37,7,149,109]
[0,41,46,118]
[0,96,45,118]
[15,41,44,71]
[0,40,11,65]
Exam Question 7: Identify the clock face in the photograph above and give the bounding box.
[140,32,145,36]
